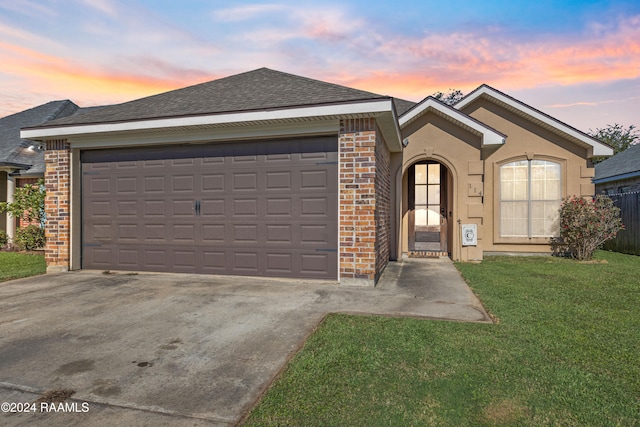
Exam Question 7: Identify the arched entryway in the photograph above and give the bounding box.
[403,160,454,257]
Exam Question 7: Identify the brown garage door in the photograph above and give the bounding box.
[81,136,338,279]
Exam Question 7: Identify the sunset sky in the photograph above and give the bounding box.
[1,0,639,133]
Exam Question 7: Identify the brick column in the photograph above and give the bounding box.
[44,139,71,272]
[374,131,391,276]
[339,118,390,286]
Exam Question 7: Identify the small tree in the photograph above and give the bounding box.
[0,179,46,250]
[0,179,45,226]
[554,195,624,261]
[589,123,639,162]
[432,89,464,106]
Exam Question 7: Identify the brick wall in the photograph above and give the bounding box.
[339,118,390,286]
[374,128,391,278]
[44,139,71,271]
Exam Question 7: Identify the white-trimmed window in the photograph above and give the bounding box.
[500,159,561,238]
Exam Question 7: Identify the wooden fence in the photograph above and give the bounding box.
[603,192,640,256]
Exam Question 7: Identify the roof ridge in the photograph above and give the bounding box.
[257,67,386,98]
[47,100,79,122]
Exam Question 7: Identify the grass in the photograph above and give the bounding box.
[0,251,46,282]
[243,251,640,426]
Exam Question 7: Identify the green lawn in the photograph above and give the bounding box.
[243,251,640,426]
[0,252,46,282]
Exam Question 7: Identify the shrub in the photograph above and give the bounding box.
[14,225,45,251]
[554,195,624,261]
[0,230,7,249]
[0,179,45,226]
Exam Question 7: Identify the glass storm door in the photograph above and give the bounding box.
[411,163,446,252]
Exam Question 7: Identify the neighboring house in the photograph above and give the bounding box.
[593,143,640,194]
[593,144,640,256]
[0,100,83,240]
[21,68,613,285]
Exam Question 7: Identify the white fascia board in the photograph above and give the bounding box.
[70,120,340,149]
[399,98,505,146]
[21,99,394,140]
[456,87,614,157]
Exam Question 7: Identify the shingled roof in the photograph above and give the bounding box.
[594,143,640,182]
[0,100,81,175]
[36,68,401,128]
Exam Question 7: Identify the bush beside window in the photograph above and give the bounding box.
[552,195,624,261]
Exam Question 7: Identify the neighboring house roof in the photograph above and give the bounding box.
[398,96,506,147]
[0,100,81,176]
[593,143,640,184]
[455,84,614,158]
[22,68,404,152]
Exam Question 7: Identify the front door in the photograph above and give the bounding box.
[409,162,447,252]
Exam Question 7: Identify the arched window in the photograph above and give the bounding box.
[500,159,561,238]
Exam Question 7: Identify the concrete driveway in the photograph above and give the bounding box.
[0,258,490,426]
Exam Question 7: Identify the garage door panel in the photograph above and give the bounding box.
[88,177,111,194]
[201,199,225,216]
[266,225,291,243]
[265,171,291,190]
[201,174,225,192]
[266,253,293,274]
[144,224,165,242]
[232,172,258,191]
[144,200,166,217]
[143,176,166,192]
[82,136,337,279]
[232,199,258,216]
[144,249,167,269]
[118,249,139,268]
[202,251,227,271]
[266,152,292,162]
[171,175,195,193]
[86,200,112,217]
[174,250,197,269]
[233,252,259,272]
[117,224,139,242]
[87,247,113,267]
[172,200,195,217]
[301,253,330,275]
[265,198,292,217]
[117,200,138,217]
[116,177,137,194]
[202,224,225,243]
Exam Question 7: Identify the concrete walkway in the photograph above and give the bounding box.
[0,258,489,426]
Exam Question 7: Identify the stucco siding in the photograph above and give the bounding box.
[461,98,595,253]
[400,111,484,261]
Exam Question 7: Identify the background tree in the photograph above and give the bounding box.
[0,179,46,250]
[0,179,45,225]
[432,89,464,106]
[589,123,639,161]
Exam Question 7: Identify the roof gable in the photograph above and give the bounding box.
[36,68,388,128]
[0,100,79,173]
[594,143,640,182]
[398,96,505,147]
[455,85,613,158]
